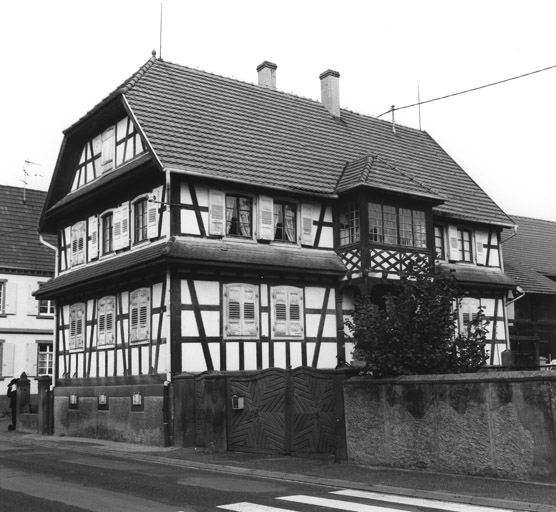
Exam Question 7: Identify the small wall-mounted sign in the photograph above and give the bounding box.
[231,394,245,410]
[132,392,142,406]
[98,393,107,405]
[69,393,78,406]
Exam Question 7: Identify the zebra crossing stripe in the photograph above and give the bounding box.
[332,490,517,512]
[277,495,405,511]
[217,503,297,512]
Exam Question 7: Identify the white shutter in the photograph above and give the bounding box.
[129,291,139,342]
[113,203,130,250]
[287,289,303,337]
[272,288,288,338]
[138,288,150,340]
[475,230,487,265]
[300,203,313,245]
[88,215,98,260]
[1,343,15,377]
[5,282,17,314]
[25,343,38,377]
[113,207,123,250]
[147,189,160,240]
[225,285,242,337]
[448,225,459,261]
[242,286,259,337]
[120,202,130,248]
[101,127,115,172]
[28,284,39,315]
[209,190,226,236]
[257,196,274,240]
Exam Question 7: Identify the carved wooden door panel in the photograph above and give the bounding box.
[291,368,336,455]
[227,369,288,453]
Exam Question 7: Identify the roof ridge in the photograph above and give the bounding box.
[510,214,556,224]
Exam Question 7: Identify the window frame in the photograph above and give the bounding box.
[457,228,473,262]
[69,303,86,350]
[223,283,259,339]
[339,204,360,246]
[97,296,116,347]
[133,198,149,244]
[273,201,297,242]
[368,202,427,249]
[129,288,151,343]
[102,212,114,255]
[271,285,304,340]
[434,225,445,260]
[225,194,253,238]
[37,342,54,376]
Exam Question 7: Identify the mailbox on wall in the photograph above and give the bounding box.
[231,394,244,410]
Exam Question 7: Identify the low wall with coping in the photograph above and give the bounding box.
[344,371,556,480]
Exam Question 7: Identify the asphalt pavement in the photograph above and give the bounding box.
[1,417,555,512]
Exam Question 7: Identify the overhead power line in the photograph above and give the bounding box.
[377,63,556,119]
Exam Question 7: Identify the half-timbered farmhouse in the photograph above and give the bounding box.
[36,55,517,449]
[0,185,55,414]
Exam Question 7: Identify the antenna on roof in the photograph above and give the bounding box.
[20,159,42,203]
[391,105,396,134]
[159,2,163,59]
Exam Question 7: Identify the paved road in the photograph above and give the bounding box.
[0,437,529,512]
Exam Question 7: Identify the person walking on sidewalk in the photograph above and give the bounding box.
[7,378,17,431]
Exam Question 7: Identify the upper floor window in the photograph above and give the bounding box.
[226,195,252,237]
[39,299,55,316]
[37,343,53,376]
[134,198,148,243]
[223,283,259,339]
[102,213,113,254]
[71,221,86,266]
[368,203,427,248]
[273,201,296,242]
[271,286,304,339]
[130,288,150,343]
[339,204,360,245]
[434,225,445,259]
[457,228,472,262]
[98,296,115,346]
[69,303,85,350]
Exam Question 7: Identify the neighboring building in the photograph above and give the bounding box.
[503,215,556,364]
[0,185,56,413]
[36,56,516,445]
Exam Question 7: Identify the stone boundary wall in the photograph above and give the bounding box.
[344,371,556,480]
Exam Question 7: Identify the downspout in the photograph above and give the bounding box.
[163,379,170,447]
[163,167,172,447]
[39,235,59,278]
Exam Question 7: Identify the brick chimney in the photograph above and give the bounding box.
[319,69,340,117]
[257,61,277,90]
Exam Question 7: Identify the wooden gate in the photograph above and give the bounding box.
[225,367,347,456]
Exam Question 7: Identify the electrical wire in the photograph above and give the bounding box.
[377,63,556,119]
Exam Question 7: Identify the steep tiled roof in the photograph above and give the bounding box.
[0,185,56,274]
[336,153,443,201]
[502,216,556,294]
[114,58,513,227]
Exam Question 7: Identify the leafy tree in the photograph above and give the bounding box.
[345,265,489,376]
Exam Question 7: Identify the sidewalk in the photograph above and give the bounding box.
[1,421,555,512]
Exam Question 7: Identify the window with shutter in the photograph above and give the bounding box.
[129,288,150,343]
[271,286,304,339]
[98,296,115,346]
[223,283,259,339]
[69,303,85,350]
[460,297,481,334]
[71,222,86,266]
[102,213,113,254]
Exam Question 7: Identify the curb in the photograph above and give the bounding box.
[1,433,555,512]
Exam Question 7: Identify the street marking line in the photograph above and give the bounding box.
[217,504,298,512]
[277,495,403,511]
[332,490,518,512]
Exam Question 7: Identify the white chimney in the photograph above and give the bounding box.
[257,61,277,90]
[319,69,340,117]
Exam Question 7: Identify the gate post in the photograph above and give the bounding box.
[37,375,52,434]
[15,372,31,432]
